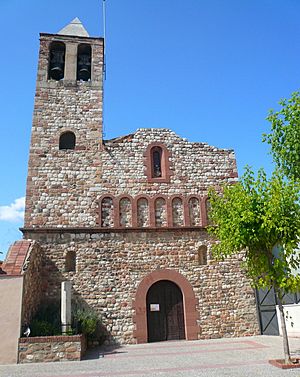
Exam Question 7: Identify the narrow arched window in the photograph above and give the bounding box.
[59,132,76,150]
[198,245,207,265]
[77,44,92,81]
[152,147,162,178]
[146,144,170,183]
[65,251,76,272]
[49,42,66,81]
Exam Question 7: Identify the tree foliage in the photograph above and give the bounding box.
[209,90,300,364]
[208,167,300,292]
[263,91,300,181]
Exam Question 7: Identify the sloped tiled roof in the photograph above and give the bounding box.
[2,241,32,276]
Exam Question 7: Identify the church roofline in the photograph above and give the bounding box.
[103,127,235,152]
[39,32,104,41]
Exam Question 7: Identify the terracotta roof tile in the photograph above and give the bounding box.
[2,241,32,275]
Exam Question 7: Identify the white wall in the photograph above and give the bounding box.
[0,276,23,364]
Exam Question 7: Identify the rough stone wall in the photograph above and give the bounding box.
[25,125,237,229]
[25,33,104,228]
[22,28,258,347]
[18,335,86,363]
[24,229,260,345]
[21,242,43,326]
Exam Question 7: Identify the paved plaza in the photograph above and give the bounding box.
[1,336,300,377]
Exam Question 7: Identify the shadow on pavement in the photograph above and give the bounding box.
[83,345,127,360]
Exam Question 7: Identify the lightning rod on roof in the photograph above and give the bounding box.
[102,0,107,80]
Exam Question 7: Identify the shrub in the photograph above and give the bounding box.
[28,300,61,337]
[73,308,99,339]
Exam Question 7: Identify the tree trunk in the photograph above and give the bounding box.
[276,291,292,364]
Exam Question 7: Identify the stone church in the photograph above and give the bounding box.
[18,18,259,344]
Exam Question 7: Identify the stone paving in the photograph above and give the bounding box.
[1,336,300,377]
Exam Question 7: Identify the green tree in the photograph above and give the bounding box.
[263,91,300,181]
[208,167,300,364]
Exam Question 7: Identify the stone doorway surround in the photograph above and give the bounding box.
[133,269,199,343]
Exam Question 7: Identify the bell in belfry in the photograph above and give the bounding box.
[50,50,64,80]
[49,42,65,81]
[77,44,92,81]
[77,53,91,81]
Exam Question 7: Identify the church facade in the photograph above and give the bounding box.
[22,18,260,344]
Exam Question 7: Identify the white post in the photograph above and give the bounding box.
[61,281,72,334]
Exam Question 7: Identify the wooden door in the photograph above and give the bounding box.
[146,280,185,342]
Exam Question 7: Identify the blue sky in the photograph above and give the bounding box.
[0,0,300,257]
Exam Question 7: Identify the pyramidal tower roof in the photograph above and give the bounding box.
[58,17,90,37]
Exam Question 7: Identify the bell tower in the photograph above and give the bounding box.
[24,19,104,228]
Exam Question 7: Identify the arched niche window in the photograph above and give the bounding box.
[119,197,132,227]
[205,199,212,225]
[172,197,184,226]
[59,132,76,150]
[65,250,76,272]
[198,245,207,266]
[49,42,65,81]
[146,143,171,183]
[188,197,201,226]
[137,198,149,227]
[101,197,114,227]
[155,198,167,227]
[77,44,92,81]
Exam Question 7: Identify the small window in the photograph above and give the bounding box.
[198,245,207,265]
[77,44,92,81]
[146,143,170,183]
[152,147,162,178]
[49,42,65,81]
[59,132,76,150]
[65,251,76,272]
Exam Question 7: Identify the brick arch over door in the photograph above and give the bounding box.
[133,269,199,343]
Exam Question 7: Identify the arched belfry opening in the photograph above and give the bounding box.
[146,280,185,342]
[77,44,92,81]
[48,42,66,81]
